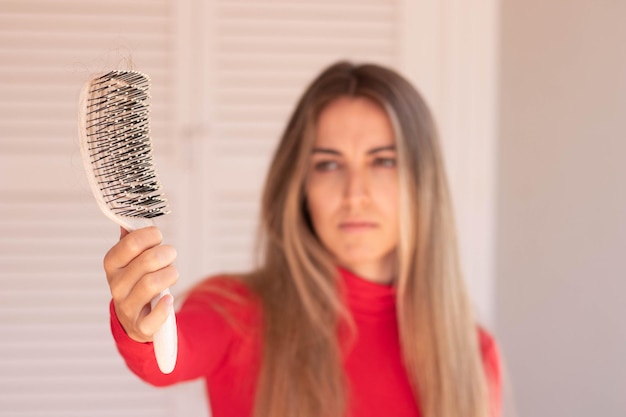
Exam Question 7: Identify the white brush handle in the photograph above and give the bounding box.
[150,288,178,374]
[122,219,178,375]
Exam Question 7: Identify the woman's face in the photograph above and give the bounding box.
[305,96,399,283]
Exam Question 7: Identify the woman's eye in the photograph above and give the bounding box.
[373,157,397,168]
[314,160,340,172]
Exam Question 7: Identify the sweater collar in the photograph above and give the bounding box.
[338,267,396,319]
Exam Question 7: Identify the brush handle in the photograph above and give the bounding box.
[150,288,178,374]
[124,219,178,374]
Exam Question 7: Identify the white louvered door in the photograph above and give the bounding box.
[0,1,403,415]
[0,1,189,416]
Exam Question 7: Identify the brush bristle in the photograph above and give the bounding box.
[84,71,169,219]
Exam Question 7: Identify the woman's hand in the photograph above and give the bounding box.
[103,226,178,343]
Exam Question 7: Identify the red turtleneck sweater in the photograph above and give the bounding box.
[111,268,501,417]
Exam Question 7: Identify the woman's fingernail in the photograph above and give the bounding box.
[164,294,174,307]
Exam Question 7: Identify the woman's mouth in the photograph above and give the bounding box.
[339,221,377,232]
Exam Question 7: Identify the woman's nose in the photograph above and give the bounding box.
[343,168,369,206]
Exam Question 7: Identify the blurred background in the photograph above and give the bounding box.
[0,0,623,416]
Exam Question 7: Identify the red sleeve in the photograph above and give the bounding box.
[479,328,502,417]
[110,276,255,386]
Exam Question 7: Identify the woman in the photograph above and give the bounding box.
[105,61,501,417]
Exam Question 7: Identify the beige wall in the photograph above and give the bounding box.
[496,0,626,415]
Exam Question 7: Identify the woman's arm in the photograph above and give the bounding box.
[104,226,236,385]
[110,291,236,386]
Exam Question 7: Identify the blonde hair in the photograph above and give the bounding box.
[247,61,489,417]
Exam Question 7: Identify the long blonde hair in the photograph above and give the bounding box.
[248,61,489,417]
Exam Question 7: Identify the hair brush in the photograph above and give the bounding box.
[77,70,177,374]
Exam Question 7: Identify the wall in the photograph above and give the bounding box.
[496,0,626,415]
